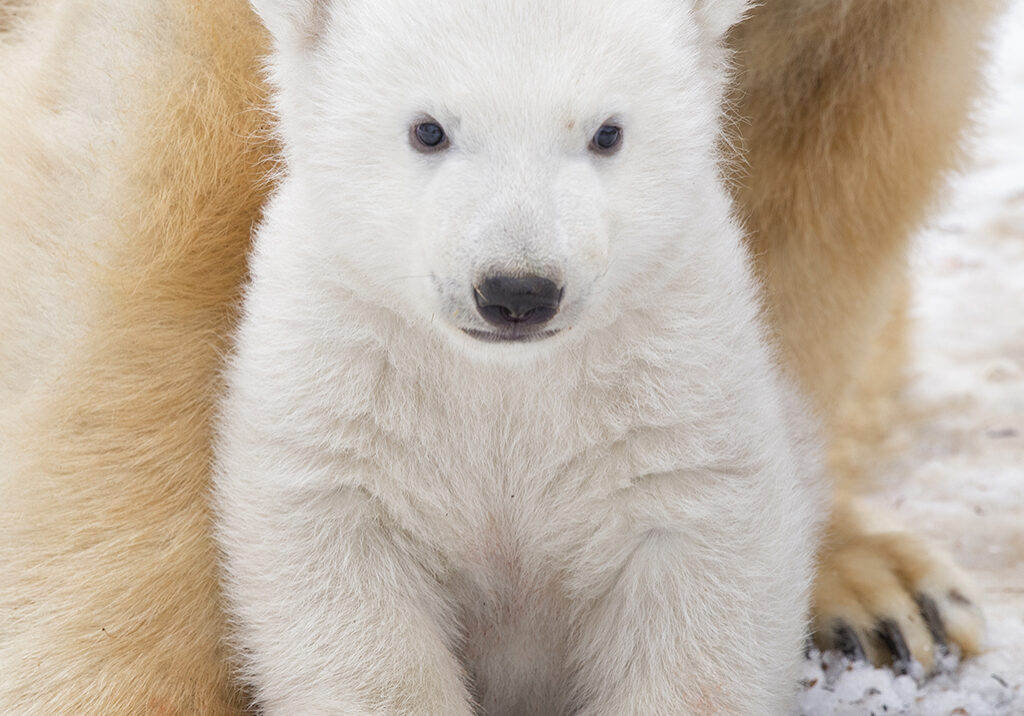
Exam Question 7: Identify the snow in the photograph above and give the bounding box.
[794,2,1024,713]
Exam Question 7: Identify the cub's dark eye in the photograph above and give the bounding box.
[591,124,623,154]
[411,120,448,152]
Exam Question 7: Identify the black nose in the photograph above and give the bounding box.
[474,275,563,328]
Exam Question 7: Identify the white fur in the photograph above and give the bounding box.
[214,1,826,713]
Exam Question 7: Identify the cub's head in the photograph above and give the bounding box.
[254,0,749,352]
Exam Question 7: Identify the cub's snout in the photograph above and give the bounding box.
[466,274,564,343]
[474,275,562,327]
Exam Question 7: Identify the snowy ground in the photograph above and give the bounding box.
[795,3,1024,714]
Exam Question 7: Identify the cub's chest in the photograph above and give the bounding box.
[447,515,576,712]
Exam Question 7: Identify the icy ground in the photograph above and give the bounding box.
[794,3,1024,714]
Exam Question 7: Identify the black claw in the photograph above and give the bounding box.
[948,589,973,607]
[875,619,912,673]
[915,592,950,653]
[832,621,867,662]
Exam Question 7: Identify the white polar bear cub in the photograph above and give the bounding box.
[213,0,826,713]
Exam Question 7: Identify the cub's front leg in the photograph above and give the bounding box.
[569,470,820,716]
[213,461,473,716]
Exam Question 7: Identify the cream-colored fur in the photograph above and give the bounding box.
[726,0,1002,670]
[0,0,1004,713]
[0,2,272,713]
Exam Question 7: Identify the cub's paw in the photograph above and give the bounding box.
[810,502,984,674]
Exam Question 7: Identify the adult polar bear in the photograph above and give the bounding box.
[0,0,1000,713]
[212,0,824,713]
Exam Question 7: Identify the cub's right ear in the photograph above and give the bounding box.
[250,0,332,49]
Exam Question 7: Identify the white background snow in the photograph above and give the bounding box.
[795,2,1024,713]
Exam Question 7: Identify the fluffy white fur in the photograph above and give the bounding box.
[214,1,826,714]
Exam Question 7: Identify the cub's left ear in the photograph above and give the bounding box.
[250,0,332,49]
[692,0,752,39]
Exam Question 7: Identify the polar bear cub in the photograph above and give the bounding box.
[213,0,826,713]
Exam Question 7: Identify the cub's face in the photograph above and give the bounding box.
[256,0,748,352]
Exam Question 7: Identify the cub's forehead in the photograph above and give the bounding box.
[319,0,703,106]
[335,0,695,49]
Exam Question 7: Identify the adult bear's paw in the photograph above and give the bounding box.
[811,498,984,674]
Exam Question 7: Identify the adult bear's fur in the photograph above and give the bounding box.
[0,0,1003,712]
[730,0,1000,667]
[0,2,272,712]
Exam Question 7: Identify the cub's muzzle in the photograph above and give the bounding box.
[473,275,563,329]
